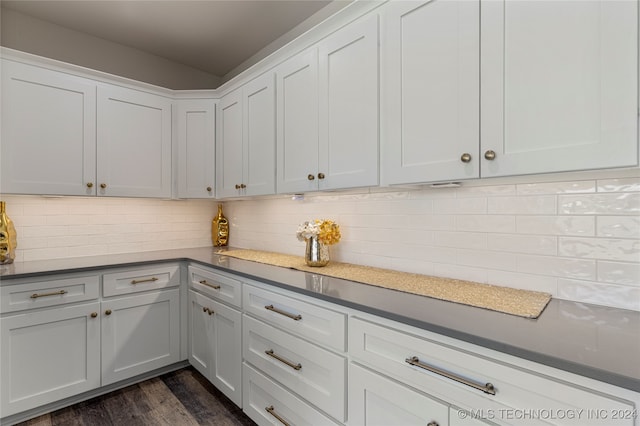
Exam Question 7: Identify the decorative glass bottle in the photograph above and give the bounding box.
[212,204,229,247]
[0,201,17,264]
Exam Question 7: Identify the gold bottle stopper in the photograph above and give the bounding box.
[212,204,229,247]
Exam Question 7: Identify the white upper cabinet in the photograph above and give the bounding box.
[217,73,276,198]
[276,49,320,194]
[318,14,379,190]
[1,60,97,196]
[176,99,216,199]
[381,0,480,185]
[481,0,638,177]
[277,15,380,194]
[97,85,172,197]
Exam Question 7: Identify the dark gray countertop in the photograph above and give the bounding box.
[1,247,639,393]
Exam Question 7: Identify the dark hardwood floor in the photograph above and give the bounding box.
[19,367,257,426]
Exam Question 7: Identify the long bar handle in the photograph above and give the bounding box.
[265,304,302,321]
[405,356,496,395]
[199,280,221,290]
[131,277,159,285]
[30,290,67,299]
[265,406,290,426]
[265,349,302,371]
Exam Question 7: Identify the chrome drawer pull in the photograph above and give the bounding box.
[405,356,496,395]
[265,406,290,426]
[131,277,158,285]
[30,290,67,299]
[265,349,302,371]
[199,279,221,290]
[264,304,302,321]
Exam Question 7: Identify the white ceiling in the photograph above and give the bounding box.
[1,0,347,79]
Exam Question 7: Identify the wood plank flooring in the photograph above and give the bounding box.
[18,367,257,426]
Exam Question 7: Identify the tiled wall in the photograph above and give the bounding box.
[1,196,216,262]
[2,169,638,311]
[224,169,640,312]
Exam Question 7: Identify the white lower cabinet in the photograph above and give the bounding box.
[188,289,242,407]
[101,289,180,386]
[0,302,101,417]
[349,363,449,426]
[244,363,340,426]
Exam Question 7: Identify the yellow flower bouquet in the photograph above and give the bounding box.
[296,219,341,245]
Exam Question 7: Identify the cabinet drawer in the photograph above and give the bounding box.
[243,315,346,422]
[103,264,179,297]
[188,264,241,308]
[350,317,635,426]
[243,283,346,351]
[1,274,99,313]
[243,363,340,426]
[349,363,449,426]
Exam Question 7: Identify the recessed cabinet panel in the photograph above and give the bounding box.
[481,0,638,177]
[318,14,379,190]
[244,73,276,196]
[216,89,244,198]
[276,49,320,194]
[97,85,172,197]
[176,99,216,198]
[382,0,480,184]
[0,302,101,417]
[1,60,97,196]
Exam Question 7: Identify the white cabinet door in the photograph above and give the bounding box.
[216,88,244,198]
[382,0,480,185]
[188,290,242,407]
[276,49,320,194]
[101,289,180,385]
[348,363,449,426]
[97,85,172,197]
[0,302,101,417]
[1,60,97,196]
[244,73,276,197]
[481,0,638,177]
[176,99,215,198]
[318,14,379,190]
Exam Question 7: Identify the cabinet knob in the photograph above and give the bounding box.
[317,173,325,180]
[240,183,246,189]
[235,184,241,189]
[460,153,472,163]
[484,150,496,161]
[90,312,98,318]
[86,182,94,188]
[206,186,212,192]
[203,307,208,313]
[307,174,315,181]
[100,183,107,189]
[427,422,439,426]
[105,309,112,315]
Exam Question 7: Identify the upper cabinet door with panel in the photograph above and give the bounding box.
[176,99,216,199]
[216,88,244,198]
[276,49,320,194]
[1,60,97,196]
[318,14,380,190]
[481,0,638,177]
[381,0,480,185]
[97,85,172,197]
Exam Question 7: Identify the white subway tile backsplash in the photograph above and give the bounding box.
[3,169,639,311]
[597,216,640,239]
[597,261,640,286]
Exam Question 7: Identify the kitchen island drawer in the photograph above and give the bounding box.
[243,283,346,351]
[243,314,346,422]
[243,363,340,426]
[102,264,179,297]
[188,264,241,308]
[350,317,636,426]
[1,274,99,313]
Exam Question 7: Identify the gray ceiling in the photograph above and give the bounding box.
[1,0,348,79]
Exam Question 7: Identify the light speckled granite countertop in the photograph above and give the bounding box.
[1,247,639,393]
